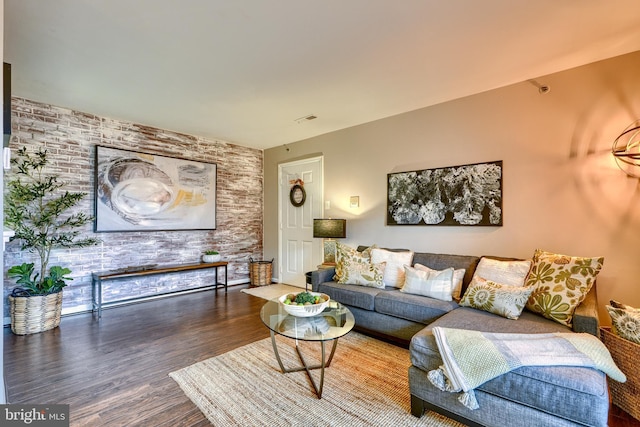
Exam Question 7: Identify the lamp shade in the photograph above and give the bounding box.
[313,219,346,239]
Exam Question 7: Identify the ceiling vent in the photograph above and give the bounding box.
[295,114,317,124]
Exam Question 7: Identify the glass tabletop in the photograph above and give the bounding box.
[260,299,355,341]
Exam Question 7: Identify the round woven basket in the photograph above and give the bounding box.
[9,291,63,335]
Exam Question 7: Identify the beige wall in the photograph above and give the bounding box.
[264,50,640,325]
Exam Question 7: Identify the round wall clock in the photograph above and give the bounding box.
[289,184,306,207]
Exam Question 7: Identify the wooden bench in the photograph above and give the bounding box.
[92,261,228,319]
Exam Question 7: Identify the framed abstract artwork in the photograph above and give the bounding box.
[387,160,503,226]
[94,145,217,232]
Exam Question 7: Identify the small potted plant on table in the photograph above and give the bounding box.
[202,250,221,263]
[4,147,99,335]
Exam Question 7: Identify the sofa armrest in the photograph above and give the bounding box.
[310,268,335,291]
[572,285,599,336]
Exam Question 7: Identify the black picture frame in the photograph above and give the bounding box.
[387,160,503,226]
[94,145,217,232]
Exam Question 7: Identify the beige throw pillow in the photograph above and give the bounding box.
[400,265,454,301]
[414,263,465,300]
[472,257,532,287]
[370,248,414,288]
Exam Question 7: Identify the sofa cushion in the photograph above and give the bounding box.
[459,276,534,320]
[476,365,608,427]
[317,281,384,311]
[375,290,458,325]
[410,307,605,427]
[525,249,604,327]
[410,307,571,372]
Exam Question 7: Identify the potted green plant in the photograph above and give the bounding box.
[202,250,221,263]
[4,147,99,335]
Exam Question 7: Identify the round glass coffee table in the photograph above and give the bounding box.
[260,298,355,398]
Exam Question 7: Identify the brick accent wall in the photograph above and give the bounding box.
[3,97,264,318]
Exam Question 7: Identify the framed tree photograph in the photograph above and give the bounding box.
[387,160,503,226]
[94,145,217,232]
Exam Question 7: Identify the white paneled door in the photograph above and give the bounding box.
[279,157,323,287]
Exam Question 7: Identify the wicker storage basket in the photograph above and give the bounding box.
[9,291,63,335]
[249,258,273,286]
[600,326,640,421]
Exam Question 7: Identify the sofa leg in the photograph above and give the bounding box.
[410,394,424,417]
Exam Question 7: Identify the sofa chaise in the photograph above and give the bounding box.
[310,246,609,427]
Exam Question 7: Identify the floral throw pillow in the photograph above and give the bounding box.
[525,249,604,327]
[339,262,386,288]
[334,243,362,282]
[606,303,640,344]
[460,277,534,320]
[334,242,385,288]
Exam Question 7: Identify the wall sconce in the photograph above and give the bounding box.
[612,120,640,178]
[313,219,346,266]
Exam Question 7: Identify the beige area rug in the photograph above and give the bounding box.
[169,331,464,427]
[241,283,305,300]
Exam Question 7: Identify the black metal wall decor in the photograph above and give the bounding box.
[387,160,503,226]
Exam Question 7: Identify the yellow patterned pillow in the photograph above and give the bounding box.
[525,249,604,327]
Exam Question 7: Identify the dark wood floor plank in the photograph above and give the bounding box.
[4,285,639,426]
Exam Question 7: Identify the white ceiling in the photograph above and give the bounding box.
[5,1,640,150]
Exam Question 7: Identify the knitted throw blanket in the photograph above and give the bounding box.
[428,326,626,410]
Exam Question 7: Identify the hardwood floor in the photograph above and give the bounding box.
[4,285,269,426]
[4,285,639,427]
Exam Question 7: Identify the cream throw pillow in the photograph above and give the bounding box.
[400,265,454,301]
[472,257,532,287]
[414,263,465,300]
[370,248,414,288]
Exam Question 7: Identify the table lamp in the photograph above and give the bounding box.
[313,219,346,266]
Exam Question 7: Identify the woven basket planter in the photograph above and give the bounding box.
[9,290,63,335]
[600,326,640,421]
[249,258,273,286]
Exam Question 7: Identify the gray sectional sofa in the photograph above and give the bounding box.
[310,248,607,427]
